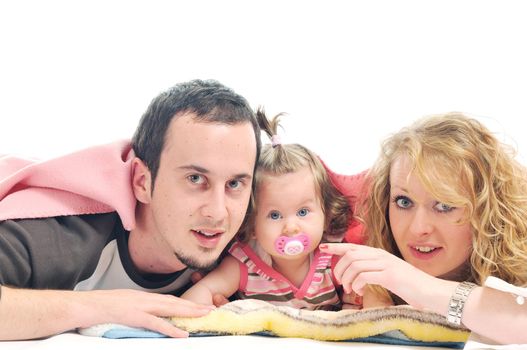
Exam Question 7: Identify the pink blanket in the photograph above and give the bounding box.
[322,162,367,244]
[0,140,136,230]
[0,140,366,241]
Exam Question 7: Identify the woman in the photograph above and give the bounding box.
[321,112,527,344]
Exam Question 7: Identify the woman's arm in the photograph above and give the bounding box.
[320,243,527,344]
[181,255,240,305]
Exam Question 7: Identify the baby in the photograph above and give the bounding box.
[182,109,352,310]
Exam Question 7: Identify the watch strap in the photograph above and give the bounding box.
[446,281,477,326]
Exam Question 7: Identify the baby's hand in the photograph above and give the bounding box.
[340,289,363,310]
[361,288,394,309]
[190,271,230,307]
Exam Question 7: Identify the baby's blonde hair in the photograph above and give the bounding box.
[237,108,351,243]
[361,112,527,286]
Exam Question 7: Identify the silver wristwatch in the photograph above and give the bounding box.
[446,281,477,326]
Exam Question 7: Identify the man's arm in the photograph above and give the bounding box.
[0,285,214,340]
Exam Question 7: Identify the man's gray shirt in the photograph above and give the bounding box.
[0,213,193,294]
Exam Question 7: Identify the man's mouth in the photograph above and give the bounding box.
[193,229,222,237]
[191,228,225,248]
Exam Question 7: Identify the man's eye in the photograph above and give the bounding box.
[434,202,454,213]
[227,179,241,189]
[268,211,282,220]
[188,174,205,184]
[394,196,413,209]
[297,208,309,217]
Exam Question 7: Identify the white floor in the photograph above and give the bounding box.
[2,333,458,350]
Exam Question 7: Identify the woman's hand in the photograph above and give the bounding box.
[320,243,440,309]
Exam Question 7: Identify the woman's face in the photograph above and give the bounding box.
[388,155,473,280]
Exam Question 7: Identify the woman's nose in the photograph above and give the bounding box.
[409,207,434,236]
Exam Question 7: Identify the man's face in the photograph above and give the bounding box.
[135,113,257,271]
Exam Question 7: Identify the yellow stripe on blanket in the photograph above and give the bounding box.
[170,299,469,343]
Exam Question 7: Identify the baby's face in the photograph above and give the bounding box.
[253,166,325,260]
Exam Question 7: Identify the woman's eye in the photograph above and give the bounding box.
[188,174,205,184]
[269,211,282,220]
[297,208,309,217]
[395,196,413,209]
[434,202,454,213]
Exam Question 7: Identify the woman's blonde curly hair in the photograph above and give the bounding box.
[237,108,351,244]
[360,112,527,287]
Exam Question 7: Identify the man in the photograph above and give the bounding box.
[0,80,261,340]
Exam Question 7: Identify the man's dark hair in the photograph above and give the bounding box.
[132,79,261,185]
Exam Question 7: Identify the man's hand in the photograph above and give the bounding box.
[77,289,216,338]
[0,286,215,340]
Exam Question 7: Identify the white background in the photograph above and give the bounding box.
[1,0,526,174]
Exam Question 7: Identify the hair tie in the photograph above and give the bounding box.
[271,135,281,148]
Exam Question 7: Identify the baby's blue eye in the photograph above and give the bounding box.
[269,211,282,220]
[297,208,309,217]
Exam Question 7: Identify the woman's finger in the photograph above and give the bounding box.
[319,243,361,255]
[339,260,386,293]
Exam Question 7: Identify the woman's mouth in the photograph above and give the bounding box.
[409,245,442,260]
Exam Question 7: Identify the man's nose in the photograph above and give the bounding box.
[201,187,228,221]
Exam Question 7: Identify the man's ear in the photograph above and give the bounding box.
[132,157,152,204]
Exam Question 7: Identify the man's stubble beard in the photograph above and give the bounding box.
[174,246,221,271]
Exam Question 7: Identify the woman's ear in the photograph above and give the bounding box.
[131,157,152,204]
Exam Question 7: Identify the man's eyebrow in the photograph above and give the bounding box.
[233,173,253,181]
[178,165,209,173]
[178,165,253,181]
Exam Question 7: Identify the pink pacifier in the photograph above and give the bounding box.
[274,233,311,256]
